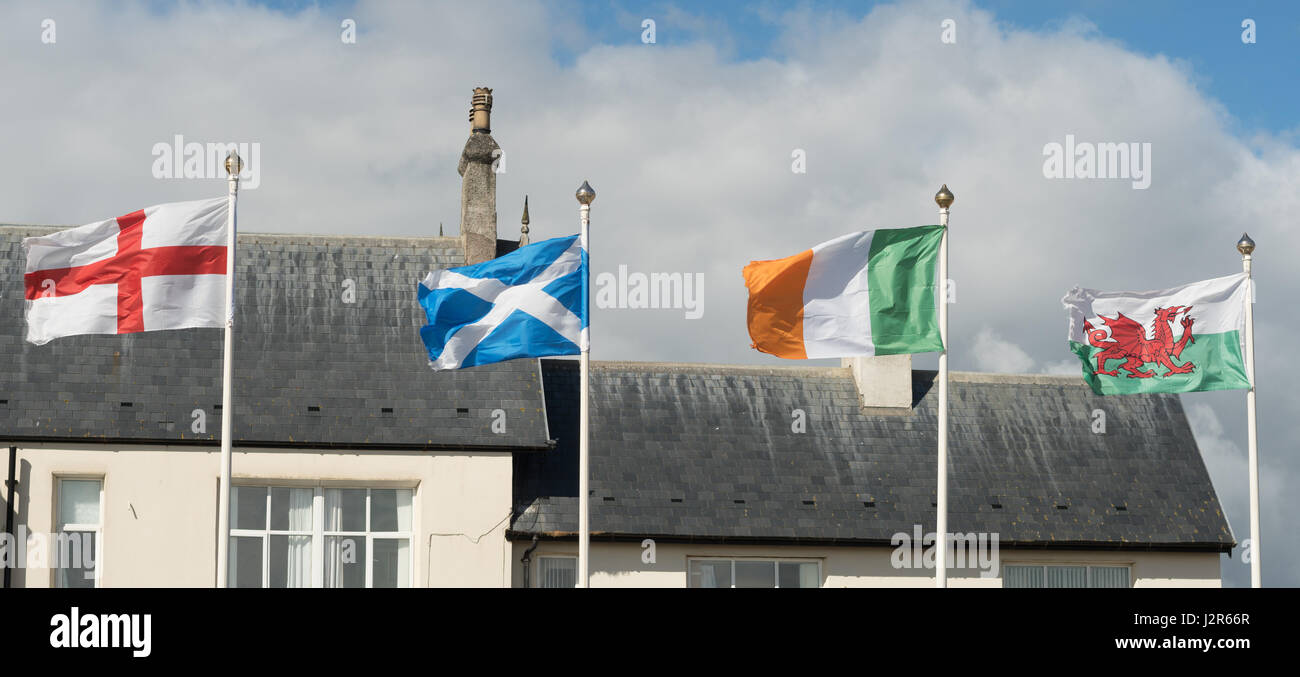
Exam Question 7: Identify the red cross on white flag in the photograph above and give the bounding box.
[22,197,229,345]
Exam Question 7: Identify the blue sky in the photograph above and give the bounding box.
[252,0,1299,136]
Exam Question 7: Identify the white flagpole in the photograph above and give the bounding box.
[1238,233,1260,587]
[216,151,241,588]
[935,185,953,588]
[576,180,595,588]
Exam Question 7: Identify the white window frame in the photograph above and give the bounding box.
[228,484,414,588]
[534,555,578,588]
[1001,563,1132,588]
[687,557,822,588]
[54,476,104,589]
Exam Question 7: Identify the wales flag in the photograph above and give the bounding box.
[1062,273,1251,396]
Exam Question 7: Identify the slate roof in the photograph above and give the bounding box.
[510,360,1234,551]
[0,226,549,450]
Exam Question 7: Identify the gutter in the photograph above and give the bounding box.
[1,435,554,453]
[504,530,1235,554]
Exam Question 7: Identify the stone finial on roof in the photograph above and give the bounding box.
[520,195,530,246]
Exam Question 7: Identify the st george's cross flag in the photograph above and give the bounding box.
[23,197,228,345]
[1062,272,1252,396]
[418,234,587,370]
[742,225,945,359]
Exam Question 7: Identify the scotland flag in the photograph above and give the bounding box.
[418,234,588,370]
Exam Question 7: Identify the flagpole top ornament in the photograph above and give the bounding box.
[224,151,242,177]
[934,184,954,209]
[576,180,595,206]
[1237,232,1255,256]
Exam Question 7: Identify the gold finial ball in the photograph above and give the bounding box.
[934,184,954,209]
[576,180,596,205]
[1237,232,1256,256]
[224,151,243,176]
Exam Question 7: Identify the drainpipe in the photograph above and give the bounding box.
[4,446,16,589]
[520,535,539,589]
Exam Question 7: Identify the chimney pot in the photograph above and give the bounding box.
[470,86,493,133]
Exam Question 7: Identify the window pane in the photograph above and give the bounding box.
[232,486,267,530]
[1046,565,1088,588]
[269,535,313,588]
[324,536,366,588]
[538,557,576,588]
[271,487,314,531]
[229,536,263,588]
[324,489,366,532]
[370,489,412,532]
[1003,565,1043,588]
[58,480,100,526]
[779,562,820,588]
[56,531,96,588]
[372,538,410,588]
[735,561,776,588]
[1089,566,1131,588]
[689,561,732,588]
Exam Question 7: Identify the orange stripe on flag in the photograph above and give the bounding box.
[743,249,813,359]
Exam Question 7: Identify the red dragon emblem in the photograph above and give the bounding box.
[1085,306,1196,378]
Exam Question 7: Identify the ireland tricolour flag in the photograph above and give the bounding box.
[742,225,945,359]
[1062,273,1251,396]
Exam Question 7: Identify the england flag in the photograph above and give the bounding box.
[417,234,588,370]
[23,197,228,345]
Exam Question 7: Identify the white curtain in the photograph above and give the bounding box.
[395,490,413,532]
[700,564,717,588]
[798,562,820,588]
[1089,566,1130,588]
[539,558,576,588]
[396,540,410,588]
[1003,565,1043,588]
[324,489,344,587]
[285,488,312,587]
[1046,565,1088,588]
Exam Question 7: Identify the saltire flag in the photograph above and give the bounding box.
[742,225,945,359]
[1062,272,1251,396]
[418,234,587,370]
[23,197,228,345]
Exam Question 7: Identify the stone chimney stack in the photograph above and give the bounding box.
[843,354,913,409]
[458,87,500,264]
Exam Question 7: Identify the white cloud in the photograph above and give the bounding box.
[972,326,1036,373]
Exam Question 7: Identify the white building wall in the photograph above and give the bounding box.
[511,540,1223,588]
[7,443,514,588]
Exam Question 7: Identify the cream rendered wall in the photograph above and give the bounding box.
[9,444,514,588]
[511,541,1223,588]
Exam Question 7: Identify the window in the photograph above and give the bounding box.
[536,556,577,588]
[688,558,821,588]
[56,478,102,588]
[229,486,413,588]
[1003,564,1131,588]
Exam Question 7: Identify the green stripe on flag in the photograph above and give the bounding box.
[1068,330,1250,396]
[867,225,945,355]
